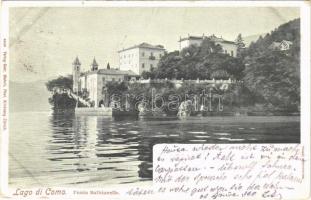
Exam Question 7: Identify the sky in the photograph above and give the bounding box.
[9,7,300,82]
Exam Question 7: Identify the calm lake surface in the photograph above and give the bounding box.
[9,112,300,188]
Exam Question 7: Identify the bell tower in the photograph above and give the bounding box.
[91,57,98,71]
[72,56,81,93]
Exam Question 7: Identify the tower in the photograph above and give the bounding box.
[72,56,81,93]
[91,57,98,71]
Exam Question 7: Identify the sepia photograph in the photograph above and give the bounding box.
[6,4,302,190]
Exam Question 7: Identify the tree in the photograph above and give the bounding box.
[222,56,245,80]
[154,51,181,79]
[45,75,73,92]
[45,75,76,110]
[242,18,300,111]
[235,33,245,57]
[149,38,244,80]
[141,71,155,79]
[243,51,299,111]
[200,38,223,55]
[106,81,128,96]
[48,93,76,109]
[107,62,111,69]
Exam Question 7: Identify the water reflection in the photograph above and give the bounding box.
[48,113,150,184]
[43,112,300,185]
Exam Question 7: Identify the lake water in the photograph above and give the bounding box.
[9,112,300,188]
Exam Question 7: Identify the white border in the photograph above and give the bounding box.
[300,4,311,198]
[0,1,309,7]
[0,3,9,196]
[0,1,310,199]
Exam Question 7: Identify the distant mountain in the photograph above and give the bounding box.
[243,33,266,47]
[246,18,300,59]
[9,80,52,112]
[242,18,299,47]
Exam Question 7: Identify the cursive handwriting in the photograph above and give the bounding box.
[153,144,305,199]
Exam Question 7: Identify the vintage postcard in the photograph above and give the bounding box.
[0,1,310,199]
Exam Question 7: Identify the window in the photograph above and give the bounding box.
[159,54,162,58]
[151,52,153,56]
[142,52,145,57]
[142,63,145,68]
[112,78,115,82]
[231,51,234,57]
[102,77,105,82]
[150,64,153,69]
[119,78,122,82]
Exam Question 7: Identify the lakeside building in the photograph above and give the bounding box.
[71,55,236,108]
[179,34,238,57]
[72,35,238,107]
[72,57,139,107]
[118,43,166,75]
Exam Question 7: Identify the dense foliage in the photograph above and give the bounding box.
[142,18,300,112]
[45,75,73,92]
[142,38,245,80]
[48,93,76,110]
[242,18,300,111]
[46,75,75,110]
[246,18,300,60]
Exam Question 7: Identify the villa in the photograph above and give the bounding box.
[179,34,238,57]
[268,40,293,51]
[118,42,166,75]
[72,35,238,107]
